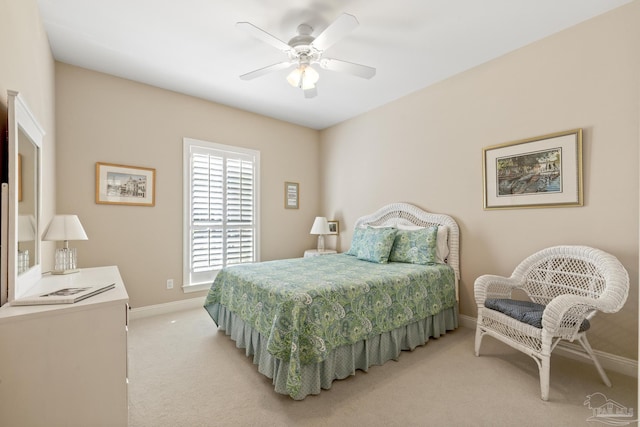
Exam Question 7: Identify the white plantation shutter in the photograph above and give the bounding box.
[184,139,260,288]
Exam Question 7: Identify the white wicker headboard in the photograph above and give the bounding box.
[354,202,460,300]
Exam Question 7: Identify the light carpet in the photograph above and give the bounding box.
[128,307,637,427]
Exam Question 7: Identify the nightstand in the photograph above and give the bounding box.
[304,249,337,258]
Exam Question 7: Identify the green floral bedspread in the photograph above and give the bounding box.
[204,254,455,396]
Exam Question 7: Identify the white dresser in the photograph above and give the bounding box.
[0,266,129,426]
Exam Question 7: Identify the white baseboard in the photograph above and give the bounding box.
[129,297,205,320]
[459,314,477,330]
[459,314,638,378]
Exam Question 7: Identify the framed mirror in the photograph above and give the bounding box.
[6,90,44,302]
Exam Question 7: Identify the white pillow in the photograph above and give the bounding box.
[395,224,422,231]
[397,224,449,264]
[435,226,449,264]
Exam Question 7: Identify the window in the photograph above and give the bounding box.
[183,138,260,291]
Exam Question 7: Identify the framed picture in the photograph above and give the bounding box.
[284,181,299,209]
[327,220,339,235]
[96,162,156,206]
[483,129,583,210]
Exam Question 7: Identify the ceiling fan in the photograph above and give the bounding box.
[237,13,376,98]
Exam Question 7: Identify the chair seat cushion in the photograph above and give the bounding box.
[484,298,590,332]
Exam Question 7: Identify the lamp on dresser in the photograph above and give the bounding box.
[17,215,36,274]
[43,214,88,274]
[310,216,330,252]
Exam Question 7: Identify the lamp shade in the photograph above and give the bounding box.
[287,65,319,89]
[310,216,330,235]
[43,215,88,242]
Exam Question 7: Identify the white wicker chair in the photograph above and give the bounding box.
[474,245,629,401]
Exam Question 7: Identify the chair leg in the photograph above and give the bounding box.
[539,355,550,401]
[578,335,612,387]
[474,324,484,356]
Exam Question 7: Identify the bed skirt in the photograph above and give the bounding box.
[207,303,459,400]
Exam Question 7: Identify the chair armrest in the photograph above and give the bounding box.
[542,294,598,337]
[474,275,522,306]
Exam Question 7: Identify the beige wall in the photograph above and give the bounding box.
[321,2,639,360]
[0,0,56,271]
[55,64,320,308]
[3,0,637,361]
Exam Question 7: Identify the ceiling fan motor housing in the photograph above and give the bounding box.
[288,24,319,62]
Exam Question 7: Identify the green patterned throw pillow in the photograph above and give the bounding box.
[355,227,398,264]
[345,227,367,256]
[388,226,438,265]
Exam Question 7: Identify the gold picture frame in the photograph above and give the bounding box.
[483,129,583,210]
[284,182,299,209]
[96,162,156,206]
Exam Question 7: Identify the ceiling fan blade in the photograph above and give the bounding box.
[311,13,359,51]
[240,61,293,80]
[236,22,292,52]
[319,58,376,79]
[303,86,318,99]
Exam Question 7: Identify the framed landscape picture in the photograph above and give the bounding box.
[483,129,583,210]
[96,162,156,206]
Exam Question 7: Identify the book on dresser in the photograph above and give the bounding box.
[10,282,116,306]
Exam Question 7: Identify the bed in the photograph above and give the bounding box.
[204,202,460,400]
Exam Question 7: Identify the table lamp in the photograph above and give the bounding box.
[43,214,88,274]
[17,215,36,273]
[310,216,330,252]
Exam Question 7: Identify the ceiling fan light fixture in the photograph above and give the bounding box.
[301,80,316,91]
[287,65,319,89]
[286,67,302,87]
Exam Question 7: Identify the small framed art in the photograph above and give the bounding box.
[96,162,156,206]
[327,220,339,235]
[482,129,583,210]
[285,182,299,209]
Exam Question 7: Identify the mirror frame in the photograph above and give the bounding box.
[7,90,44,301]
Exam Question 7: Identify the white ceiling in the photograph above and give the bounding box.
[37,0,631,130]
